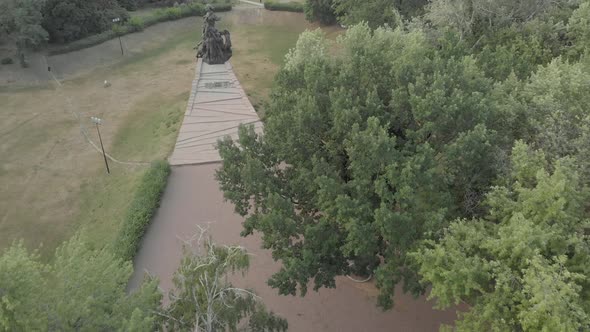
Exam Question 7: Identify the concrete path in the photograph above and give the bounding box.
[238,0,265,7]
[129,164,459,331]
[169,59,262,165]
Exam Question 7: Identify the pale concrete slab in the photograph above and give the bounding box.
[238,0,264,7]
[169,59,262,165]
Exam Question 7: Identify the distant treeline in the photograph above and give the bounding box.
[0,0,231,65]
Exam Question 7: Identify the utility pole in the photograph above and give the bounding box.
[91,117,110,174]
[113,17,124,55]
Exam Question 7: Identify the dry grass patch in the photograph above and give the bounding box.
[0,8,341,258]
[0,44,193,258]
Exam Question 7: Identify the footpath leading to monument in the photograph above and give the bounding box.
[168,59,262,165]
[238,0,265,7]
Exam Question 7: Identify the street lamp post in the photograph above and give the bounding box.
[113,17,124,56]
[91,116,110,174]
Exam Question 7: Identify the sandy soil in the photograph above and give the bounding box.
[129,165,458,331]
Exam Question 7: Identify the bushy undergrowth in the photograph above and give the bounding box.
[48,3,232,55]
[264,0,304,12]
[113,160,171,261]
[1,57,13,65]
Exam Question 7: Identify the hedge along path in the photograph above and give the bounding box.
[263,0,304,12]
[113,160,171,261]
[44,56,150,167]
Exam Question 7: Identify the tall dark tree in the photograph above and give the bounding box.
[0,0,48,66]
[0,237,160,331]
[304,0,338,25]
[217,25,514,308]
[43,0,128,43]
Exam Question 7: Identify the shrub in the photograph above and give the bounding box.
[264,0,304,12]
[163,6,183,19]
[1,57,13,65]
[210,3,233,12]
[127,16,145,32]
[113,160,171,261]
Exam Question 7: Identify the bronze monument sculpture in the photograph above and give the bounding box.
[195,5,232,64]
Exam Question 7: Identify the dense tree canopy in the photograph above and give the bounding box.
[414,142,590,331]
[0,238,160,331]
[218,0,590,323]
[567,1,590,57]
[425,0,571,39]
[217,23,521,308]
[425,0,590,81]
[42,0,128,43]
[0,0,48,65]
[334,0,427,27]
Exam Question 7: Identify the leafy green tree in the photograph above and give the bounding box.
[304,0,338,25]
[47,237,161,330]
[423,0,583,81]
[0,242,47,331]
[521,56,590,163]
[567,0,590,58]
[333,0,427,28]
[0,0,48,66]
[492,55,590,181]
[216,24,515,309]
[425,0,570,40]
[42,0,128,43]
[471,12,571,80]
[163,235,287,332]
[413,142,590,331]
[0,237,160,331]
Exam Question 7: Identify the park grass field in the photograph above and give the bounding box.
[0,8,341,259]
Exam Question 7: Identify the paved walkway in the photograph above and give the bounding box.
[169,59,262,165]
[238,0,265,7]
